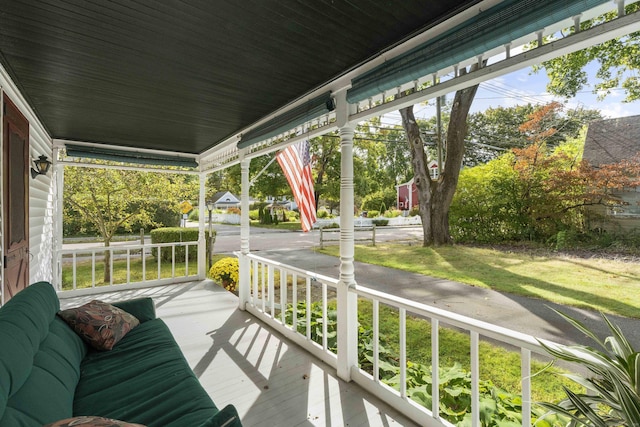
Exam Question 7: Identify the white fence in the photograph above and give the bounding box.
[241,252,567,427]
[57,241,199,297]
[314,215,422,229]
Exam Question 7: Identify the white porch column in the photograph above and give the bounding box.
[53,147,65,290]
[335,90,358,381]
[238,154,251,310]
[197,172,207,279]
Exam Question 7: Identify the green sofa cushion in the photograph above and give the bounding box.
[0,282,88,426]
[74,319,219,427]
[111,298,156,323]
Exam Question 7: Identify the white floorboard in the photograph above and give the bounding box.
[60,281,418,427]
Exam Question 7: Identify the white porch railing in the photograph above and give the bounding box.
[240,252,567,427]
[57,241,199,296]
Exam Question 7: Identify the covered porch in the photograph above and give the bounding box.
[1,1,639,426]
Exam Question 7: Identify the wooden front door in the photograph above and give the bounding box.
[3,95,29,302]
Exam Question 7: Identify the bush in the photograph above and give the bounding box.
[408,206,420,217]
[188,208,199,221]
[249,209,260,220]
[150,227,216,262]
[366,210,380,218]
[317,209,331,219]
[372,219,389,226]
[383,209,402,218]
[226,207,241,215]
[361,188,397,212]
[209,257,239,292]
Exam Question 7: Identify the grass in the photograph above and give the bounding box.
[319,243,640,319]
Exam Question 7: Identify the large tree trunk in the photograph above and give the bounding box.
[401,65,482,246]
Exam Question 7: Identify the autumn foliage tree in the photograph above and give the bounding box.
[450,103,640,243]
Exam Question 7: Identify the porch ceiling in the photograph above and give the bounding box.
[0,0,477,155]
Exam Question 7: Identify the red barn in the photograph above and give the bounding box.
[395,178,418,211]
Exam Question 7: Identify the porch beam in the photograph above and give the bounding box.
[350,9,640,124]
[335,90,358,382]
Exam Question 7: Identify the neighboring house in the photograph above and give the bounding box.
[583,115,640,232]
[395,161,440,211]
[210,191,240,210]
[396,178,418,211]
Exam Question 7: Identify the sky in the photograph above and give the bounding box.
[381,61,640,127]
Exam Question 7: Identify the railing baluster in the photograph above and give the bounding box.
[373,298,379,382]
[72,253,77,290]
[432,318,440,419]
[322,282,327,351]
[91,251,96,288]
[157,246,161,279]
[400,307,407,399]
[471,331,480,427]
[126,249,130,284]
[142,247,146,282]
[261,262,266,312]
[292,272,297,331]
[306,277,311,340]
[521,348,532,427]
[268,265,274,318]
[185,243,189,276]
[172,245,176,278]
[280,269,286,325]
[109,248,113,286]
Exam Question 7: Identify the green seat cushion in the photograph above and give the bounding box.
[74,319,218,427]
[0,283,89,427]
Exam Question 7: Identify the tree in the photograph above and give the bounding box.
[65,165,196,283]
[534,2,640,102]
[465,104,602,166]
[400,63,483,246]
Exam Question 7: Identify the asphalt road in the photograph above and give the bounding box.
[211,223,424,253]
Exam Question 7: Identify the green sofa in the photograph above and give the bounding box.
[0,281,241,427]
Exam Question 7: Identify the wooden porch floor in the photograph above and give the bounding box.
[60,281,418,427]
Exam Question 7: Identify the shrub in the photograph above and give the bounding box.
[408,206,420,217]
[367,210,380,218]
[150,227,216,262]
[372,219,389,226]
[209,257,239,292]
[317,209,330,219]
[361,188,397,212]
[383,209,401,218]
[226,207,241,215]
[249,209,260,220]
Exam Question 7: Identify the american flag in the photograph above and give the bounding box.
[276,140,317,232]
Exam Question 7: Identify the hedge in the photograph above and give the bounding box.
[150,227,216,262]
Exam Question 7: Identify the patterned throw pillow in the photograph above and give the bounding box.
[43,416,146,427]
[58,300,140,351]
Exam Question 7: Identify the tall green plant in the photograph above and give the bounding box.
[537,309,640,426]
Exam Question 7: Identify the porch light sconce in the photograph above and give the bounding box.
[31,155,52,179]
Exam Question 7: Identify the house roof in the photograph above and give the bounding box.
[584,115,640,166]
[211,191,238,204]
[0,0,476,155]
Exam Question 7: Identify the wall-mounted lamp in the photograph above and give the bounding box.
[30,155,52,178]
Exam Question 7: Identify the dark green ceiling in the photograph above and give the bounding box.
[0,0,477,154]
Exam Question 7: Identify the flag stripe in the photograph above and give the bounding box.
[276,140,317,232]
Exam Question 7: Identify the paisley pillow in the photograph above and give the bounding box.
[43,416,146,426]
[58,300,140,351]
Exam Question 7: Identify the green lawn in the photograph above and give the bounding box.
[319,243,640,319]
[61,254,229,290]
